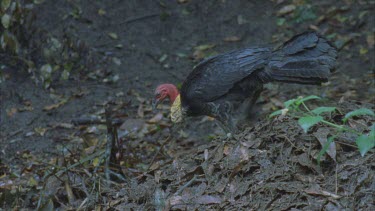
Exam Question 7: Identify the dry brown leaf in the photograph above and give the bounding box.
[98,8,106,16]
[144,124,159,135]
[137,104,144,118]
[108,32,118,40]
[194,44,215,51]
[84,136,99,147]
[0,180,13,189]
[23,100,32,106]
[277,4,296,16]
[178,130,189,138]
[119,118,145,133]
[34,127,48,136]
[223,144,231,156]
[367,34,374,48]
[313,128,336,162]
[204,149,209,161]
[158,121,172,128]
[240,146,249,162]
[223,36,241,42]
[309,24,320,31]
[6,108,18,117]
[84,146,96,154]
[193,44,215,60]
[305,188,341,199]
[154,170,162,183]
[65,181,76,204]
[147,113,163,123]
[52,123,74,129]
[149,161,161,171]
[169,195,183,206]
[270,97,284,107]
[43,98,68,111]
[195,195,221,204]
[18,106,33,112]
[137,96,146,103]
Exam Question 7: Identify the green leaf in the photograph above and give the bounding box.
[293,5,317,23]
[60,69,70,80]
[311,107,336,115]
[296,95,321,105]
[269,109,282,118]
[317,136,335,166]
[370,123,375,132]
[343,108,375,122]
[33,0,46,4]
[284,99,297,108]
[370,128,375,142]
[277,18,286,26]
[356,134,375,157]
[298,116,323,133]
[1,14,11,29]
[1,0,11,10]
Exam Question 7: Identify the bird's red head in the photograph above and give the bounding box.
[153,84,179,109]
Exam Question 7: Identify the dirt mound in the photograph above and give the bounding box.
[109,102,374,210]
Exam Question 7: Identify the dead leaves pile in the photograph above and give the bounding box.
[105,101,374,210]
[1,93,373,209]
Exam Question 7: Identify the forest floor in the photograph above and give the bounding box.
[1,0,374,210]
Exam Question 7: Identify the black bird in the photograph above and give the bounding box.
[153,32,337,134]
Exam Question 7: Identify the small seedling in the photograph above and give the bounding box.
[270,95,374,161]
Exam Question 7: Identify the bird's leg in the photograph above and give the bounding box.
[207,102,238,138]
[235,89,263,130]
[245,88,262,119]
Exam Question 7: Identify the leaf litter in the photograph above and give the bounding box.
[2,99,373,210]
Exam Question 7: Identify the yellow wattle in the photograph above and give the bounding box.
[170,94,183,123]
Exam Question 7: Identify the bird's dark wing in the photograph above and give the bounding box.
[181,47,271,103]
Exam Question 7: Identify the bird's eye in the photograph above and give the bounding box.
[156,93,161,98]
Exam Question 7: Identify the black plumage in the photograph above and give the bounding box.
[179,32,337,133]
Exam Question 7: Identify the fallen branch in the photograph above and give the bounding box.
[119,13,159,25]
[71,117,123,126]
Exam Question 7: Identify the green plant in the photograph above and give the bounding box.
[270,95,374,160]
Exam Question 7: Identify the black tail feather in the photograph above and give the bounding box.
[260,32,337,85]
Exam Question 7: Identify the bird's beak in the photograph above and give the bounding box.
[152,99,160,110]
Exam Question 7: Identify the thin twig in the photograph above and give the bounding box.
[5,129,23,139]
[175,175,198,196]
[105,107,114,182]
[334,140,357,148]
[281,135,297,148]
[42,149,105,180]
[108,170,127,182]
[147,136,171,171]
[335,163,338,195]
[119,13,159,25]
[71,117,123,126]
